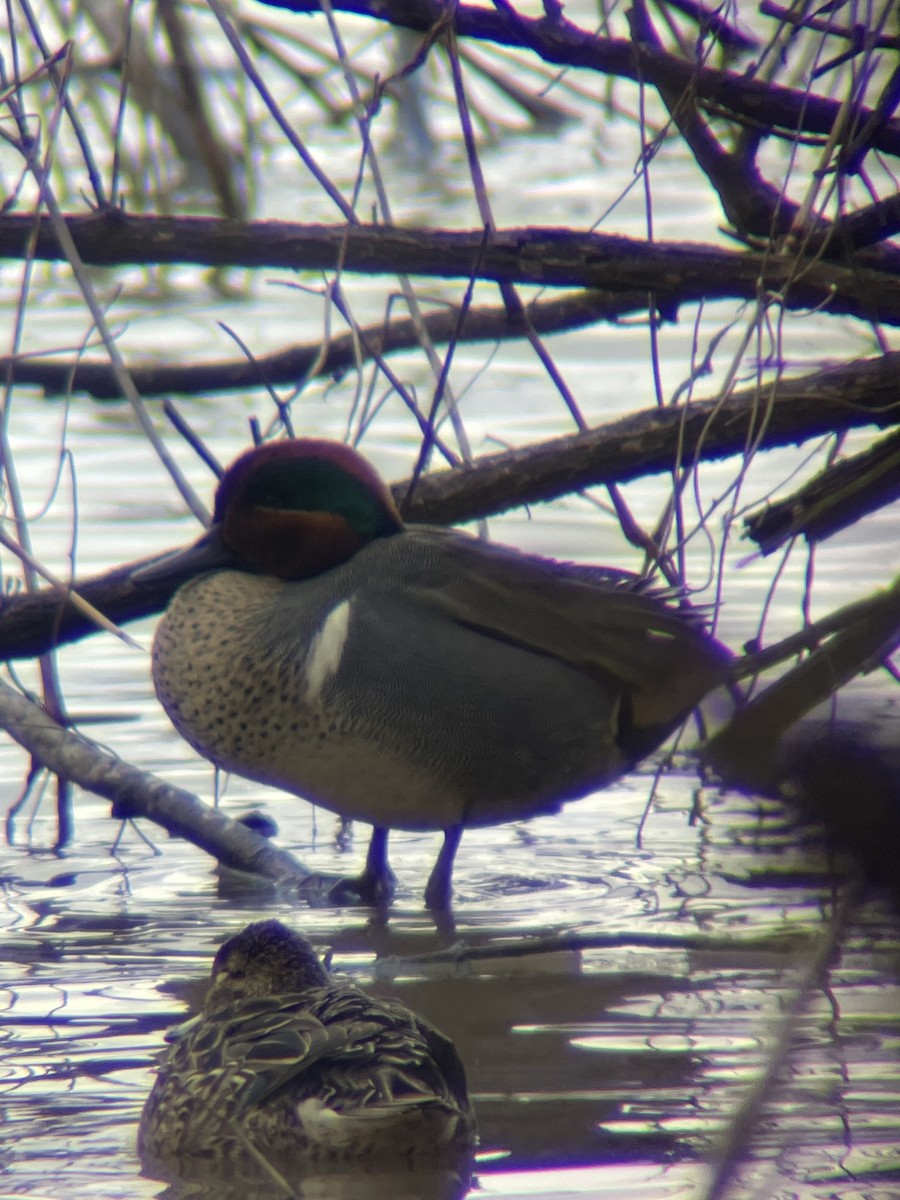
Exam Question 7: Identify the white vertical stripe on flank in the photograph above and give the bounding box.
[304,600,351,701]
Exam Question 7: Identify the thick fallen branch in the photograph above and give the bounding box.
[0,678,310,885]
[1,352,898,661]
[1,216,900,326]
[0,559,218,662]
[399,352,900,523]
[745,426,900,554]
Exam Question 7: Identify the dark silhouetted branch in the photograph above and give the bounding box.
[1,215,900,324]
[254,0,900,156]
[745,427,900,555]
[1,352,898,662]
[0,287,654,401]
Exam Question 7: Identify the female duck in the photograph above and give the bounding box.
[138,919,475,1177]
[148,438,731,906]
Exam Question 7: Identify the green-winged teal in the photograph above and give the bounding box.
[147,438,732,906]
[138,919,475,1178]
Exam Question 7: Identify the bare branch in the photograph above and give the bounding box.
[0,678,311,885]
[253,0,900,156]
[1,352,897,662]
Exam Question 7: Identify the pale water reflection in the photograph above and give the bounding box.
[1,773,899,1198]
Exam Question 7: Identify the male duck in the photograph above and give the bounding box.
[148,438,731,907]
[138,919,475,1178]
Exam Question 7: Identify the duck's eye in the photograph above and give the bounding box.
[245,462,320,513]
[213,956,247,983]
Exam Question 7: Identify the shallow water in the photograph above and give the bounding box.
[3,731,899,1198]
[1,5,899,1199]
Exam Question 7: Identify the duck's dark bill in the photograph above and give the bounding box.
[133,527,236,584]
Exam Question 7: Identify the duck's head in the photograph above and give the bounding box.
[206,919,329,1007]
[152,439,404,583]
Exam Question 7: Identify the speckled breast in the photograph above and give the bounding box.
[150,570,469,828]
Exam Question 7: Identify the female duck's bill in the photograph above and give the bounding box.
[138,919,476,1188]
[145,438,733,907]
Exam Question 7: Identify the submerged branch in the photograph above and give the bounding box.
[0,679,311,885]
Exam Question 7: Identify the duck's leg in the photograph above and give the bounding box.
[355,826,397,904]
[424,825,463,909]
[317,825,396,906]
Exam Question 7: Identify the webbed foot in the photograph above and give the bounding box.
[298,825,397,907]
